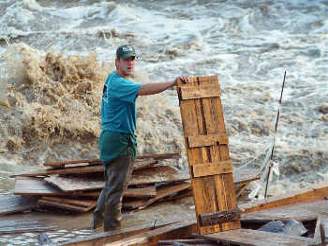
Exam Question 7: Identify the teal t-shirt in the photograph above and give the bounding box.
[100,71,141,163]
[101,71,141,134]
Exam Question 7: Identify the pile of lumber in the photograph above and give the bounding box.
[12,152,259,214]
[13,153,194,213]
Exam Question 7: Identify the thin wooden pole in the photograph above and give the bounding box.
[264,71,287,198]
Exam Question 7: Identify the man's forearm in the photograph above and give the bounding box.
[138,81,175,96]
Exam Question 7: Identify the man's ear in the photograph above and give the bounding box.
[115,58,119,69]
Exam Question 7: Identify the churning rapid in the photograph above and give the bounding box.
[0,0,327,196]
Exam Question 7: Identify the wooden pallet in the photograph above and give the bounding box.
[177,75,240,234]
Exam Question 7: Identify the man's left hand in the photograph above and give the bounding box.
[175,76,192,85]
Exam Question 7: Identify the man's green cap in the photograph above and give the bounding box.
[116,45,136,59]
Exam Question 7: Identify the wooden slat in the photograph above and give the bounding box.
[188,134,228,148]
[41,196,96,208]
[124,186,157,198]
[44,159,100,168]
[192,161,232,178]
[15,177,155,199]
[133,159,158,171]
[13,159,158,177]
[13,165,104,177]
[123,182,191,210]
[123,171,257,210]
[43,152,180,168]
[199,228,314,246]
[139,182,191,210]
[14,177,60,195]
[106,221,196,246]
[242,200,328,223]
[38,197,96,212]
[158,239,216,245]
[38,200,88,212]
[63,223,174,246]
[44,166,188,192]
[177,75,240,234]
[14,177,99,197]
[241,183,328,213]
[131,166,189,186]
[180,85,220,100]
[199,208,241,227]
[136,152,180,160]
[123,199,147,210]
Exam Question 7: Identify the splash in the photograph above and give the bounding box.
[0,43,185,165]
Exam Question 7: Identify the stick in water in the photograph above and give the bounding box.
[264,70,287,198]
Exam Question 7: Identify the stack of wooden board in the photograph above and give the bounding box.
[12,152,259,214]
[13,153,194,213]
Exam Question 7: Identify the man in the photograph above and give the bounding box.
[92,45,190,231]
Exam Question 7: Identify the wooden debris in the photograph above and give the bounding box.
[12,165,104,177]
[63,187,328,245]
[15,176,157,198]
[139,182,191,209]
[14,177,100,197]
[158,238,217,245]
[123,182,191,210]
[13,153,206,213]
[198,228,314,246]
[43,166,188,192]
[242,200,328,224]
[12,159,157,177]
[44,176,103,192]
[136,152,181,160]
[44,159,101,168]
[124,186,157,198]
[199,208,241,227]
[105,221,196,246]
[63,222,176,246]
[177,75,240,234]
[131,166,189,185]
[241,183,328,213]
[12,149,256,214]
[38,197,96,212]
[43,152,180,168]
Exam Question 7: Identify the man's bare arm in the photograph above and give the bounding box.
[138,76,191,96]
[138,81,175,96]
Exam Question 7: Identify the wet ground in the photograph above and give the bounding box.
[0,197,195,245]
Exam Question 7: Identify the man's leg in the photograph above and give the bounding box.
[103,155,134,231]
[91,168,109,229]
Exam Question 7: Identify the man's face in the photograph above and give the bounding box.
[116,57,136,76]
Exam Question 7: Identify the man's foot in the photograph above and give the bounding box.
[103,225,121,232]
[103,217,122,232]
[90,214,103,230]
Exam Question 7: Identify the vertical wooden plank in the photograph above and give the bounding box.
[178,77,219,234]
[180,101,202,165]
[177,75,240,235]
[192,178,221,234]
[200,77,239,231]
